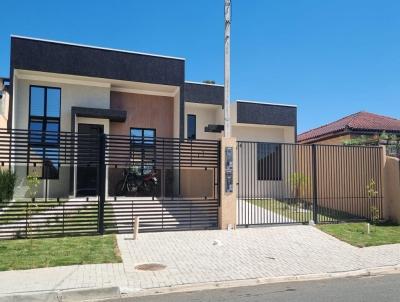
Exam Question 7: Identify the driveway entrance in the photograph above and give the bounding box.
[237,141,384,226]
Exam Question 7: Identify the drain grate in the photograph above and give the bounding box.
[135,263,167,271]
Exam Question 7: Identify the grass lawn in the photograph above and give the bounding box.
[318,222,400,247]
[249,199,332,222]
[0,235,122,271]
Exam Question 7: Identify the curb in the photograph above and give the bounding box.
[0,286,120,302]
[1,265,399,301]
[116,264,400,299]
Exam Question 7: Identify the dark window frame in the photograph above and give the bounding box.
[257,143,282,181]
[28,85,61,179]
[187,114,196,140]
[129,127,156,175]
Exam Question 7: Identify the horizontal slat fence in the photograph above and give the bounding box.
[104,135,220,233]
[0,129,220,239]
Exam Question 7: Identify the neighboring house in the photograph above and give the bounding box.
[298,111,400,145]
[0,78,9,129]
[7,35,297,198]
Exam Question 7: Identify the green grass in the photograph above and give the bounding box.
[249,199,332,222]
[318,222,400,247]
[0,235,122,271]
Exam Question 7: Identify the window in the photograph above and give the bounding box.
[28,86,61,179]
[187,114,196,139]
[130,128,156,175]
[257,143,282,181]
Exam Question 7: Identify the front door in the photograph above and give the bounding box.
[76,124,104,196]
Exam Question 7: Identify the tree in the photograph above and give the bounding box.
[202,80,216,84]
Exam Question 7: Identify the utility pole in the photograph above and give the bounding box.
[224,0,231,138]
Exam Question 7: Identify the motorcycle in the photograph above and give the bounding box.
[115,165,158,196]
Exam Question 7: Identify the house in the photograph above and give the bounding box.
[7,35,297,198]
[298,111,400,145]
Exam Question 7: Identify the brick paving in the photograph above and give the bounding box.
[0,226,399,295]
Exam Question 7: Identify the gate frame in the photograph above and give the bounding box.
[236,140,385,227]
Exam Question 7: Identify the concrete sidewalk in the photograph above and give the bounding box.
[0,226,399,298]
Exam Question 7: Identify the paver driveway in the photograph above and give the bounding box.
[0,225,399,295]
[117,225,400,290]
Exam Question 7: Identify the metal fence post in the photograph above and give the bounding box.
[312,144,318,224]
[97,133,106,234]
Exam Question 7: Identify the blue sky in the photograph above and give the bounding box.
[1,0,400,133]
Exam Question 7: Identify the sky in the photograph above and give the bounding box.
[1,0,400,133]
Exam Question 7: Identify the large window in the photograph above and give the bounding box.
[28,86,61,179]
[130,128,156,175]
[187,114,196,140]
[257,143,282,181]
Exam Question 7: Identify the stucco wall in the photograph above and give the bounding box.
[184,103,222,140]
[232,125,295,143]
[14,78,110,131]
[219,137,238,229]
[235,125,296,199]
[12,78,110,198]
[383,156,400,223]
[0,90,9,129]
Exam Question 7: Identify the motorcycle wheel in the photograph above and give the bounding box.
[127,182,138,193]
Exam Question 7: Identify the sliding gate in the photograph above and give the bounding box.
[237,141,384,226]
[103,135,220,233]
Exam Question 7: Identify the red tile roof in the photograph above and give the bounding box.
[298,111,400,143]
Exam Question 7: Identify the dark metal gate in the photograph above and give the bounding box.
[237,141,384,226]
[0,129,220,239]
[103,135,220,233]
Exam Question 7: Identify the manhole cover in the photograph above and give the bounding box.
[135,263,167,271]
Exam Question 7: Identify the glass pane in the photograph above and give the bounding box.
[143,129,155,144]
[187,115,196,139]
[30,87,45,116]
[29,121,43,143]
[29,147,44,164]
[131,129,142,137]
[257,143,282,181]
[45,122,59,144]
[46,88,61,117]
[46,122,59,132]
[130,128,143,145]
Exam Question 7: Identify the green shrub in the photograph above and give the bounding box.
[289,172,309,199]
[0,170,17,201]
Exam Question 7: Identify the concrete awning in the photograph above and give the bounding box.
[71,106,126,122]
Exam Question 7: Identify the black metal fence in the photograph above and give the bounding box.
[0,129,220,239]
[0,128,387,238]
[237,141,384,226]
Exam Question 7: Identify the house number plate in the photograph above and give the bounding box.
[225,147,233,193]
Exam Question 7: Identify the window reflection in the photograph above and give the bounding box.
[28,86,61,179]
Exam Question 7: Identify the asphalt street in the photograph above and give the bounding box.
[104,273,400,302]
